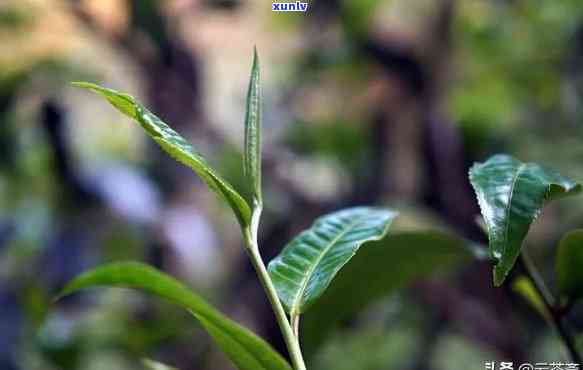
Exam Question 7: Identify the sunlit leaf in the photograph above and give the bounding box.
[469,154,581,286]
[301,231,473,355]
[58,262,292,370]
[71,82,251,228]
[268,207,397,315]
[244,48,262,209]
[556,229,583,304]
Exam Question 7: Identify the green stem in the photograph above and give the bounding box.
[245,228,307,370]
[519,251,581,363]
[291,314,300,340]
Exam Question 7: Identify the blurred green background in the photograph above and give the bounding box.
[3,0,583,369]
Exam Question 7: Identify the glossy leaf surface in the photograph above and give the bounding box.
[244,48,262,208]
[469,154,581,286]
[268,207,397,314]
[58,262,292,370]
[301,231,473,354]
[556,229,583,303]
[72,82,251,228]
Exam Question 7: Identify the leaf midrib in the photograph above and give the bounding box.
[500,163,526,263]
[289,216,363,315]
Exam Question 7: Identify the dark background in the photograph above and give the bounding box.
[2,0,583,369]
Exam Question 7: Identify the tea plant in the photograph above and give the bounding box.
[57,50,583,368]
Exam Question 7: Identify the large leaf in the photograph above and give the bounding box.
[72,82,251,228]
[556,229,583,303]
[58,262,292,370]
[469,154,581,286]
[268,207,397,315]
[243,48,262,208]
[301,231,473,355]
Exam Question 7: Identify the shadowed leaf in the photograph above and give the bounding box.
[301,231,473,355]
[556,230,583,304]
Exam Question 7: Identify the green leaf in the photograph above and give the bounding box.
[143,359,178,370]
[71,82,251,228]
[556,229,583,303]
[301,231,473,355]
[244,48,262,208]
[58,262,292,370]
[268,207,397,315]
[469,154,581,286]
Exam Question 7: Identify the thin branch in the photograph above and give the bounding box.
[519,251,582,363]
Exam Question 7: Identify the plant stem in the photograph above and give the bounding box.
[519,251,581,363]
[245,229,307,370]
[291,314,300,339]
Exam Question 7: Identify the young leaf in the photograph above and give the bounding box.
[469,154,581,286]
[71,82,251,229]
[301,231,473,355]
[244,48,262,208]
[143,359,178,370]
[268,207,397,315]
[556,230,583,303]
[57,262,292,370]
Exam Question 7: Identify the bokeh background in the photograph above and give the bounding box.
[3,0,583,369]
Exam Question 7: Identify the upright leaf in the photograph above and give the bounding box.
[469,154,581,286]
[71,82,251,228]
[301,231,473,355]
[268,207,397,315]
[57,262,292,370]
[556,230,583,303]
[244,48,262,208]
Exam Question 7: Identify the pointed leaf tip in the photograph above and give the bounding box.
[469,154,581,286]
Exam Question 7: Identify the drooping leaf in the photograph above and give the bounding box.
[469,154,581,286]
[71,82,251,228]
[268,207,397,315]
[57,262,292,370]
[301,231,473,355]
[243,48,262,208]
[556,229,583,303]
[143,359,178,370]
